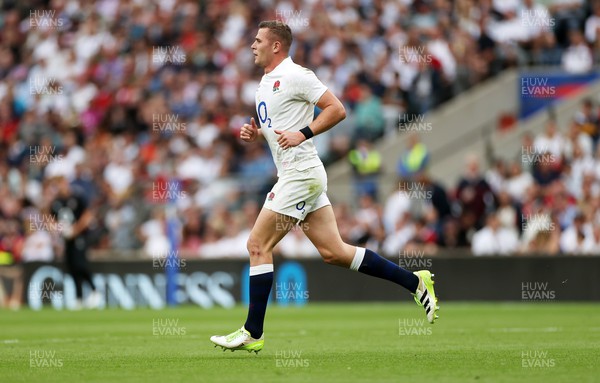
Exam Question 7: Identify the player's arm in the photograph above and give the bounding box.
[65,196,93,239]
[308,90,347,136]
[275,90,346,149]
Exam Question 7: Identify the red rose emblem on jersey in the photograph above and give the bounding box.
[268,192,275,201]
[273,81,280,92]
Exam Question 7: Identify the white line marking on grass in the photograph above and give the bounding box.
[13,335,203,344]
[489,327,561,333]
[2,339,19,344]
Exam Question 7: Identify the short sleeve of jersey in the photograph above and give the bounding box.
[294,68,328,105]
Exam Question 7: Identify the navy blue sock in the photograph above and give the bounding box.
[351,248,419,293]
[244,265,273,339]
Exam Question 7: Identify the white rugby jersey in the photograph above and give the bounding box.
[255,57,327,176]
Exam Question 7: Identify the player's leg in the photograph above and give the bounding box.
[76,253,96,294]
[211,207,292,352]
[301,205,418,289]
[302,204,439,323]
[243,208,291,337]
[65,244,84,309]
[78,264,101,308]
[71,272,84,309]
[70,239,100,309]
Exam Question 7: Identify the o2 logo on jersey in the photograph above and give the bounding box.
[257,101,272,129]
[296,201,306,215]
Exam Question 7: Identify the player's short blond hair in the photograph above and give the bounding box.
[258,20,293,52]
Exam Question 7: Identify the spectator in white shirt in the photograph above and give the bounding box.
[383,183,412,235]
[520,0,554,41]
[139,208,170,259]
[559,213,590,253]
[585,2,600,44]
[493,0,520,17]
[534,119,567,160]
[382,212,416,256]
[472,213,520,256]
[22,230,55,262]
[566,145,595,199]
[427,26,457,82]
[564,119,594,159]
[562,29,593,74]
[582,225,600,254]
[199,219,249,259]
[103,154,134,198]
[505,161,534,204]
[278,230,320,258]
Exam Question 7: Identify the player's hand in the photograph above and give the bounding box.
[274,129,305,150]
[240,118,259,142]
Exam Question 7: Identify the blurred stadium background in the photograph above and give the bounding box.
[0,0,599,310]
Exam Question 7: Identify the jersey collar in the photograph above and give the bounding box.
[266,56,292,76]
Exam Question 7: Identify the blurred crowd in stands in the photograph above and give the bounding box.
[347,99,600,257]
[1,0,600,263]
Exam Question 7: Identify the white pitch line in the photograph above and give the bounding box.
[489,327,561,333]
[4,335,204,344]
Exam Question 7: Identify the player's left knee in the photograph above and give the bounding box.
[318,247,343,266]
[320,251,336,265]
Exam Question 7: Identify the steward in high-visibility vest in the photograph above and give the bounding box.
[348,146,382,176]
[398,142,429,177]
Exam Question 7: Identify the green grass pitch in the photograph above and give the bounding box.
[1,303,599,382]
